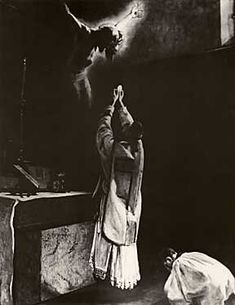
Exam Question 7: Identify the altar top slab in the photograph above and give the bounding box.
[0,191,91,202]
[0,192,94,230]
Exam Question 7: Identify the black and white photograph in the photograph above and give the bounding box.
[1,0,235,304]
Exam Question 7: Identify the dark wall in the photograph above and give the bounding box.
[125,0,220,62]
[90,47,235,257]
[1,0,235,256]
[0,0,222,178]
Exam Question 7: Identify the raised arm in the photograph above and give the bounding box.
[96,105,115,158]
[64,2,91,33]
[114,4,144,29]
[114,85,134,128]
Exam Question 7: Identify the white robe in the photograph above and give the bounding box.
[89,104,144,289]
[164,252,235,305]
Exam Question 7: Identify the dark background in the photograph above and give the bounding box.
[1,0,235,262]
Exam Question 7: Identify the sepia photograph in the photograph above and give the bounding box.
[0,0,235,304]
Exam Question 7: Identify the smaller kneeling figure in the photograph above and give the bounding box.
[162,248,235,305]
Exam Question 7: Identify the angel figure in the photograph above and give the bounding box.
[64,2,143,107]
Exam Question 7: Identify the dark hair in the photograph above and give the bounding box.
[97,26,115,42]
[123,121,143,141]
[96,26,122,59]
[159,247,178,263]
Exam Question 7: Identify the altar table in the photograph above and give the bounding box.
[0,192,96,305]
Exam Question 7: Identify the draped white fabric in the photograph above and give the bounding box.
[164,252,235,305]
[89,196,141,289]
[110,243,140,289]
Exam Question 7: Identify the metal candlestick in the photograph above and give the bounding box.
[18,57,27,163]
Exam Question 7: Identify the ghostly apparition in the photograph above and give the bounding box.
[64,2,143,108]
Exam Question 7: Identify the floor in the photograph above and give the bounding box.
[39,281,168,305]
[39,243,235,305]
[40,279,168,305]
[38,208,235,305]
[39,248,170,305]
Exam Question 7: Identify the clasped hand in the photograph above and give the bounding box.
[112,84,125,108]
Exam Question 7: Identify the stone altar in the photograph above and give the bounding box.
[0,192,96,305]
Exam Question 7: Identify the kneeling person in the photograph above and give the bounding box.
[162,248,235,305]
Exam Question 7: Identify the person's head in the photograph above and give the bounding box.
[112,109,143,143]
[94,26,123,59]
[160,248,178,272]
[121,121,143,142]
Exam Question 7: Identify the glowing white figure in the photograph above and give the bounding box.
[64,1,145,107]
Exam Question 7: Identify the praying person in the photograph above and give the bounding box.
[162,248,235,305]
[89,85,144,289]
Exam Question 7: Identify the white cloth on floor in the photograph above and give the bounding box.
[164,252,235,305]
